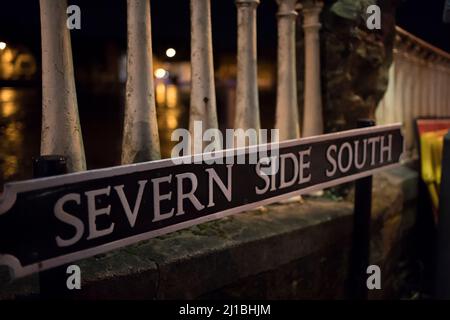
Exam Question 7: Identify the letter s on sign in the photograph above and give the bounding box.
[326,145,338,177]
[55,193,84,247]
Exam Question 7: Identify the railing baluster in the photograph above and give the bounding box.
[122,0,161,164]
[235,0,260,140]
[39,0,86,172]
[190,0,220,151]
[301,1,323,137]
[376,28,450,155]
[275,0,300,141]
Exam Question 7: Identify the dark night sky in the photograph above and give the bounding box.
[0,0,278,60]
[0,0,448,59]
[396,0,450,52]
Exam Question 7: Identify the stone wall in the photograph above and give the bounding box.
[0,164,419,300]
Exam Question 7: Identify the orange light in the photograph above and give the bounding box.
[156,83,166,106]
[166,84,178,108]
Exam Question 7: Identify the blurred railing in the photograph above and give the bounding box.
[376,26,450,158]
[38,0,325,172]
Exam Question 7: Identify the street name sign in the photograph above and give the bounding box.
[0,124,404,279]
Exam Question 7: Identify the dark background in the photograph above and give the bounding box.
[0,0,448,60]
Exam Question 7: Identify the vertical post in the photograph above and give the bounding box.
[393,58,404,123]
[235,0,260,140]
[190,0,220,151]
[402,56,414,155]
[275,0,303,202]
[437,63,445,117]
[419,56,428,117]
[446,68,450,116]
[301,1,323,137]
[384,63,396,124]
[39,0,86,172]
[33,156,70,299]
[435,130,450,299]
[429,59,438,117]
[347,119,375,300]
[122,0,161,164]
[275,0,300,141]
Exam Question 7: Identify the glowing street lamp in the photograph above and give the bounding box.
[0,42,7,50]
[154,68,168,79]
[165,48,176,58]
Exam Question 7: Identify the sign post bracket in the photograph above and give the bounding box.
[346,119,375,300]
[33,155,72,299]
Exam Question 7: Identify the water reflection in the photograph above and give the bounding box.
[0,87,38,187]
[155,81,188,158]
[0,88,16,102]
[0,81,274,189]
[166,84,178,109]
[0,85,189,188]
[1,102,17,118]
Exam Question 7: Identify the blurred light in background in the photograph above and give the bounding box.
[166,84,178,108]
[0,88,18,118]
[0,88,16,102]
[0,42,6,50]
[156,82,166,106]
[154,68,168,79]
[165,48,176,58]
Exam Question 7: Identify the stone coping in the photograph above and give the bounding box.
[0,165,418,299]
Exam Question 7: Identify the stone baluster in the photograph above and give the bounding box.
[190,0,220,152]
[235,0,261,141]
[122,0,161,164]
[437,59,446,116]
[402,57,414,154]
[275,0,300,141]
[446,68,449,116]
[412,48,423,119]
[429,57,438,117]
[301,1,323,137]
[422,57,431,117]
[393,57,404,123]
[39,0,86,172]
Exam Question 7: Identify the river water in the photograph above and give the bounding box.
[0,84,276,189]
[0,86,189,188]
